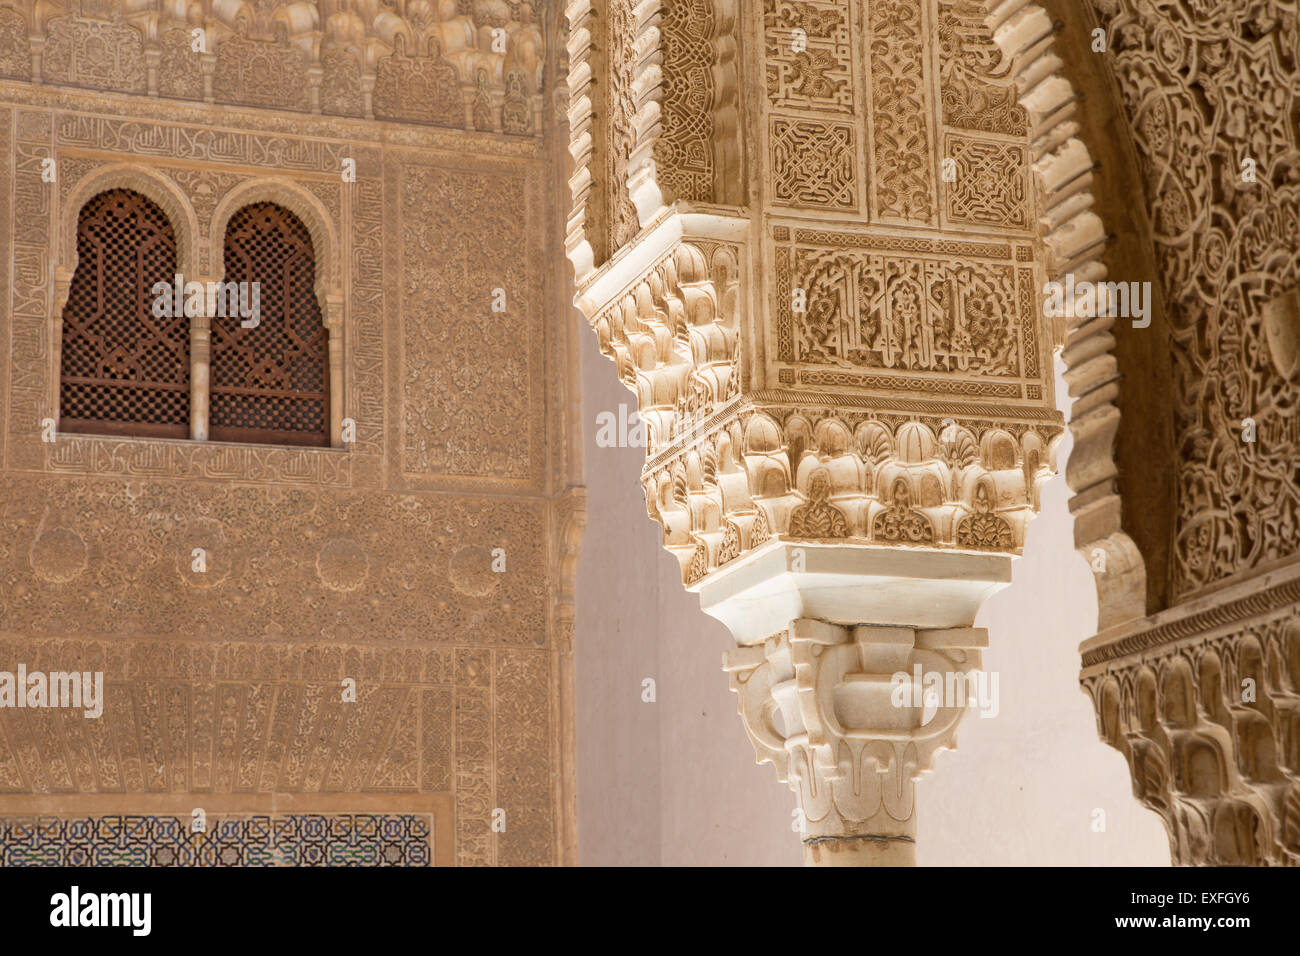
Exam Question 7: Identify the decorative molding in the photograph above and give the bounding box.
[1081,611,1300,865]
[209,177,342,303]
[1,813,436,866]
[56,163,200,298]
[1083,563,1300,670]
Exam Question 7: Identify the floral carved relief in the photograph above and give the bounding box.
[938,0,1026,137]
[398,162,536,482]
[0,4,30,80]
[605,0,642,250]
[214,22,309,112]
[43,14,145,93]
[764,0,855,115]
[158,28,202,101]
[867,0,935,223]
[375,37,465,128]
[1089,0,1300,598]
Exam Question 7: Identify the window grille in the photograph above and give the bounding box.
[211,202,329,447]
[59,188,189,437]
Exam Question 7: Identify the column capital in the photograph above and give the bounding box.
[726,618,989,865]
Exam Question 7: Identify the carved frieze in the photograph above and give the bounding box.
[0,475,548,643]
[214,23,309,113]
[156,28,201,102]
[1083,608,1300,865]
[774,227,1043,402]
[374,37,465,129]
[0,2,545,133]
[42,14,145,94]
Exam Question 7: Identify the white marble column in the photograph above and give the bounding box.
[700,543,1010,866]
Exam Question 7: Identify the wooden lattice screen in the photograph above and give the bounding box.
[211,202,329,447]
[59,188,189,437]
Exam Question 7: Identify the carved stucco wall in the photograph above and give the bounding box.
[1089,0,1300,602]
[1042,0,1300,865]
[566,0,1076,600]
[0,0,582,867]
[0,1,546,133]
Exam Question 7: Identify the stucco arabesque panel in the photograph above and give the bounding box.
[0,79,576,866]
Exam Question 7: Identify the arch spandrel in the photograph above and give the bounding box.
[1060,0,1300,867]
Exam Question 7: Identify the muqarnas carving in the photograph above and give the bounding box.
[645,411,1053,585]
[0,2,544,132]
[1084,614,1300,865]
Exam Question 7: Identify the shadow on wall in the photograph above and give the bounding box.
[574,327,799,866]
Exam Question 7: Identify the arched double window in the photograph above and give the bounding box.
[59,190,330,447]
